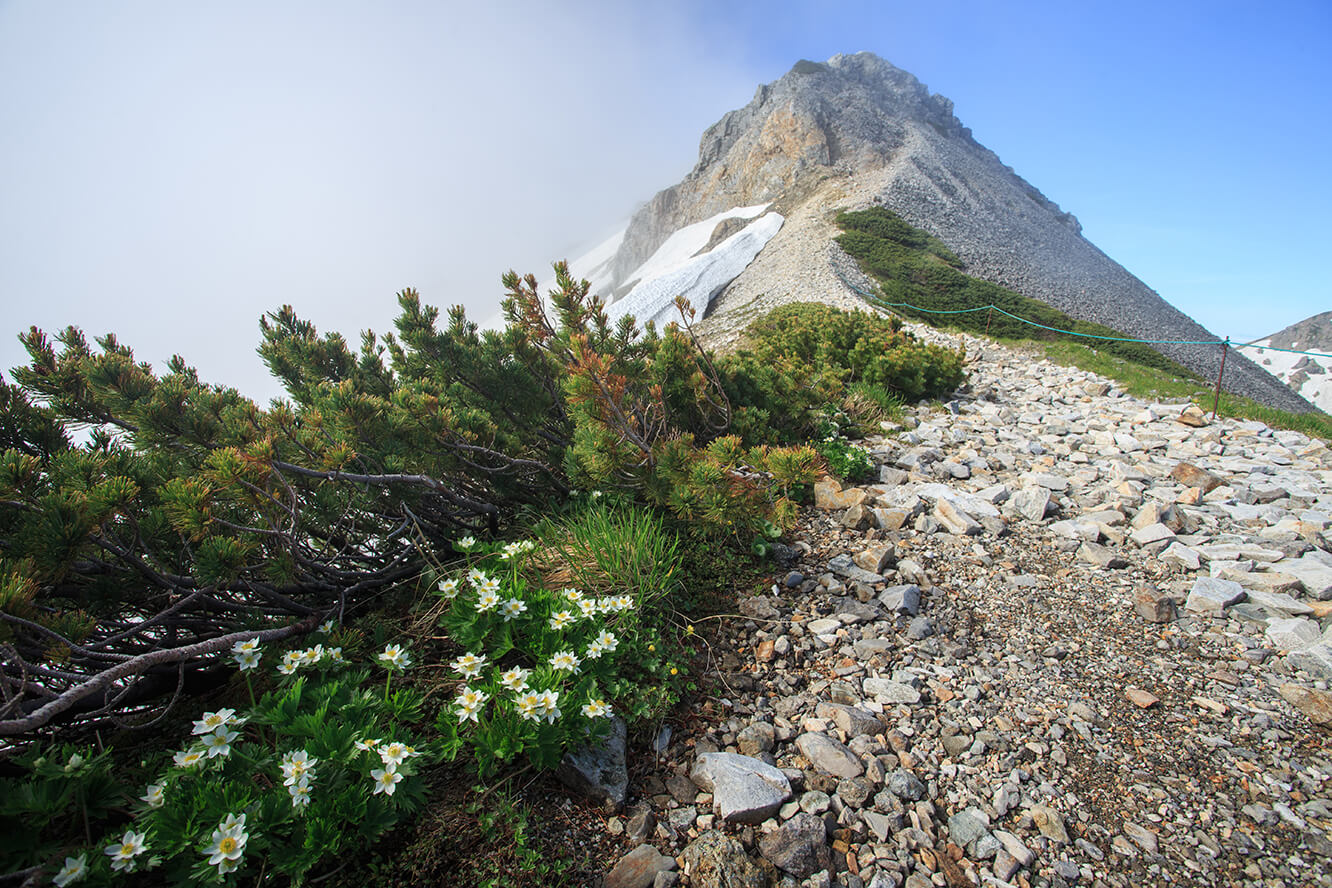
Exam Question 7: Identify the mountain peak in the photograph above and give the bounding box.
[595,54,1313,413]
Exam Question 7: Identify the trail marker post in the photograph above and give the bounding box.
[1212,337,1229,420]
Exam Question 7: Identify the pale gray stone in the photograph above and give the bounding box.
[690,752,792,824]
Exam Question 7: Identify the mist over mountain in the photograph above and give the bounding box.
[581,52,1313,413]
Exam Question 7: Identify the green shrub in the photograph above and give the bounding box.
[717,302,966,443]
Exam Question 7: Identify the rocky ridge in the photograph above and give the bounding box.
[597,325,1332,888]
[601,52,1313,414]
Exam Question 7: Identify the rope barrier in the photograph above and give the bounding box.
[831,266,1332,359]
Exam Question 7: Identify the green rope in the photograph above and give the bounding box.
[832,266,1332,359]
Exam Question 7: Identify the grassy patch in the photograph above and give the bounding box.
[835,207,1200,379]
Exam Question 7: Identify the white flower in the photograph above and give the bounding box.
[64,753,84,772]
[437,578,460,599]
[548,610,574,631]
[200,725,239,758]
[536,689,561,723]
[378,741,414,766]
[327,646,344,663]
[562,587,583,603]
[234,649,261,671]
[467,568,489,587]
[456,535,477,550]
[455,686,488,723]
[500,598,528,621]
[378,644,412,670]
[319,620,336,634]
[140,783,165,808]
[611,594,634,611]
[499,667,531,693]
[173,747,205,769]
[220,813,246,832]
[278,651,302,675]
[594,630,618,654]
[500,541,524,560]
[52,854,87,887]
[354,737,382,753]
[581,698,613,718]
[104,830,147,872]
[192,708,240,735]
[549,650,580,673]
[477,576,502,596]
[288,777,313,808]
[371,765,403,795]
[451,651,487,678]
[577,598,599,619]
[280,749,318,786]
[475,588,501,612]
[585,640,604,660]
[231,637,261,655]
[514,691,542,722]
[202,815,248,870]
[301,644,324,665]
[596,597,617,614]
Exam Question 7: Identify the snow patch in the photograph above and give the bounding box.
[1247,338,1332,412]
[605,212,784,329]
[620,204,771,292]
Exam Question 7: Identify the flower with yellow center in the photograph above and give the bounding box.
[581,699,612,718]
[52,854,87,887]
[499,667,531,693]
[549,650,580,673]
[140,783,165,808]
[451,651,487,678]
[548,610,574,631]
[104,830,147,872]
[476,588,501,612]
[370,765,403,795]
[202,816,248,871]
[173,748,205,769]
[500,598,528,621]
[454,687,488,723]
[437,577,460,599]
[378,644,412,670]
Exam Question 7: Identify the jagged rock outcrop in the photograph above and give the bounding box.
[601,52,1314,413]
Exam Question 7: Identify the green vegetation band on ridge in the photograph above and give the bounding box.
[834,207,1201,379]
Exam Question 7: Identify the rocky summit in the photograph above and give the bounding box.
[598,322,1332,888]
[593,52,1313,414]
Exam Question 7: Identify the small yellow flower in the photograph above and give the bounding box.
[669,667,678,676]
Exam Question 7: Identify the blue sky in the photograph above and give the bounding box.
[1,0,1327,400]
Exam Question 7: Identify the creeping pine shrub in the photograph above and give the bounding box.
[15,627,430,886]
[718,302,965,444]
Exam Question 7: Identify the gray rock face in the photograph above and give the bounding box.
[795,731,864,778]
[606,844,677,888]
[603,52,1312,412]
[680,831,769,888]
[690,752,792,824]
[557,716,628,807]
[1184,577,1247,615]
[758,812,832,878]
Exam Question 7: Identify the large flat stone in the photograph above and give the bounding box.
[1185,577,1246,615]
[795,732,864,778]
[690,752,792,825]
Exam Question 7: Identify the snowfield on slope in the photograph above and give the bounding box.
[1247,340,1332,413]
[605,210,784,329]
